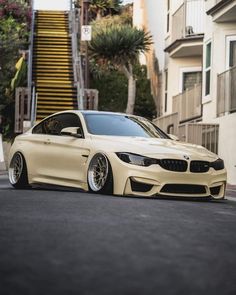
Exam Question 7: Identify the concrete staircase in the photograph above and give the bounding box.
[33,11,77,120]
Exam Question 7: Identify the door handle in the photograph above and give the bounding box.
[44,139,51,145]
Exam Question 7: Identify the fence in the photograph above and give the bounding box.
[153,112,179,136]
[15,87,31,133]
[84,89,99,110]
[178,123,219,154]
[173,83,202,123]
[217,66,236,116]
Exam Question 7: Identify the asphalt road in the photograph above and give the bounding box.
[0,174,236,295]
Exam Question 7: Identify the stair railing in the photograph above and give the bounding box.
[28,0,37,125]
[70,4,85,110]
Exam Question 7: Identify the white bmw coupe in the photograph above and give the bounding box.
[8,111,227,199]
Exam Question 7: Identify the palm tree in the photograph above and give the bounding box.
[89,0,122,20]
[89,24,152,114]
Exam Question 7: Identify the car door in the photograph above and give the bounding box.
[30,113,90,187]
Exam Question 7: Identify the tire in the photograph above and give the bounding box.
[87,153,113,195]
[9,152,30,189]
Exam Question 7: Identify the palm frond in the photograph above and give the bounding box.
[89,25,153,66]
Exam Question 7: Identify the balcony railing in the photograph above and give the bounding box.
[172,0,205,43]
[153,113,179,136]
[178,123,219,154]
[217,66,236,116]
[173,84,202,123]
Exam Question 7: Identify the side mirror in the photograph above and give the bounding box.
[168,134,179,141]
[61,127,83,138]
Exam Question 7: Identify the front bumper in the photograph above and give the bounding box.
[109,154,227,199]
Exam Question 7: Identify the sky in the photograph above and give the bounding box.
[122,0,134,4]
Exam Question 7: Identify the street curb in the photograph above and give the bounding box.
[0,170,235,197]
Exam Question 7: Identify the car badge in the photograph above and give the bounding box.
[183,155,190,160]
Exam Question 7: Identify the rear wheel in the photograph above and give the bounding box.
[88,153,113,195]
[9,152,29,189]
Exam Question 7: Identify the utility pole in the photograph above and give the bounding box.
[82,0,91,89]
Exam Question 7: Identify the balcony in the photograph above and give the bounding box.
[153,117,219,154]
[217,66,236,116]
[173,84,202,123]
[207,0,236,23]
[153,113,179,135]
[165,0,204,58]
[178,123,219,153]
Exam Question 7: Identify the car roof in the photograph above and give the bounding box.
[54,110,135,117]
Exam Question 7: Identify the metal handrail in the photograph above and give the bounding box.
[70,4,85,110]
[28,0,36,126]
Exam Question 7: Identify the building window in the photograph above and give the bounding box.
[166,0,170,33]
[183,72,202,91]
[205,42,211,96]
[164,70,168,112]
[226,36,236,68]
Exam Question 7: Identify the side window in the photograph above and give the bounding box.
[32,122,44,134]
[205,41,211,96]
[32,113,83,136]
[59,113,84,136]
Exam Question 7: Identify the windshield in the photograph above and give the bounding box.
[83,114,169,139]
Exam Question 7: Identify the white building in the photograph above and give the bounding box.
[133,0,236,184]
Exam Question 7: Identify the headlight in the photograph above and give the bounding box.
[210,158,224,170]
[116,152,158,167]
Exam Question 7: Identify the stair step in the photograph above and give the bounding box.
[36,15,68,19]
[38,95,77,100]
[36,29,69,37]
[35,77,73,82]
[36,84,76,88]
[36,24,68,28]
[33,55,71,59]
[37,91,77,96]
[36,92,77,97]
[34,40,71,44]
[36,11,68,15]
[34,72,73,76]
[33,69,73,73]
[33,67,73,72]
[34,36,70,40]
[37,101,76,106]
[34,48,72,55]
[33,58,72,62]
[36,79,73,83]
[37,106,75,112]
[35,16,68,20]
[34,42,71,47]
[33,62,72,66]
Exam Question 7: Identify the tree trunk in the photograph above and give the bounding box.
[126,75,136,114]
[96,9,102,20]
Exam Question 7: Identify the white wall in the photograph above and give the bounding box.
[217,114,236,185]
[33,0,71,11]
[145,0,166,71]
[167,56,202,113]
[201,5,236,184]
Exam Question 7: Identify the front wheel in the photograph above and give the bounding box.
[9,152,30,189]
[87,153,113,195]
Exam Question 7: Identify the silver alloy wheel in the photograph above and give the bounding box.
[88,153,109,192]
[9,152,24,185]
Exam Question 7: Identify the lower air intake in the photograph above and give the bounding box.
[210,186,221,196]
[130,179,153,193]
[160,184,206,195]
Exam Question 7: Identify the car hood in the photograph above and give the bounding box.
[90,135,218,161]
